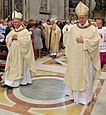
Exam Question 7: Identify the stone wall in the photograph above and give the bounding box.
[29,0,64,20]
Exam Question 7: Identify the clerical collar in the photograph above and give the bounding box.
[77,20,92,29]
[14,25,25,32]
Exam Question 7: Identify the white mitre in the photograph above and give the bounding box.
[50,18,56,22]
[12,10,22,19]
[50,15,58,22]
[75,2,89,16]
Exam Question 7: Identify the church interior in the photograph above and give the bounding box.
[0,0,106,115]
[0,49,106,114]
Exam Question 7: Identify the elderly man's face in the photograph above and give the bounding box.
[12,19,22,29]
[66,20,70,24]
[50,21,55,25]
[78,15,88,25]
[96,20,102,27]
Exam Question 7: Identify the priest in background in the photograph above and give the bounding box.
[96,19,106,69]
[62,20,72,47]
[45,18,61,58]
[64,2,101,105]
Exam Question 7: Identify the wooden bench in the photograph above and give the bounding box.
[0,44,8,60]
[0,44,7,71]
[0,44,8,52]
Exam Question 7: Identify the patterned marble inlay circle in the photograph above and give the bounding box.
[20,77,65,100]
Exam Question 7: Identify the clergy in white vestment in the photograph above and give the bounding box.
[96,19,106,67]
[62,20,72,47]
[1,10,36,88]
[64,2,101,105]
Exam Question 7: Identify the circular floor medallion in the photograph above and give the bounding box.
[20,77,65,100]
[12,76,72,107]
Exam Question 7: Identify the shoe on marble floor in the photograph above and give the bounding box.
[65,94,69,97]
[20,83,31,86]
[0,74,4,83]
[38,55,43,58]
[50,54,53,57]
[52,55,57,59]
[1,84,13,89]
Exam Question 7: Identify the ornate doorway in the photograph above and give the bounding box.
[3,0,12,20]
[39,0,51,15]
[14,0,23,13]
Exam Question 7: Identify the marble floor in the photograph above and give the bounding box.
[0,50,106,115]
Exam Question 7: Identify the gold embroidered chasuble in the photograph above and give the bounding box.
[5,27,36,80]
[64,23,101,91]
[45,24,61,52]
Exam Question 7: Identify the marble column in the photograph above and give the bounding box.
[24,0,30,20]
[0,0,2,18]
[22,0,25,20]
[85,0,92,18]
[12,0,15,11]
[64,0,69,20]
[47,0,50,11]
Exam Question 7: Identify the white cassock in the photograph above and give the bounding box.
[97,27,106,53]
[65,62,94,105]
[65,32,94,104]
[3,61,32,87]
[62,24,72,47]
[64,21,100,105]
[2,25,36,88]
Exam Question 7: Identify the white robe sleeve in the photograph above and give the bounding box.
[0,33,5,42]
[83,29,100,53]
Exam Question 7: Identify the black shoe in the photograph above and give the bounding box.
[61,46,65,49]
[50,55,53,57]
[101,64,104,69]
[20,83,31,86]
[65,94,69,97]
[1,84,13,89]
[0,75,2,81]
[0,75,3,83]
[27,83,31,85]
[1,84,8,87]
[20,84,27,86]
[52,55,57,59]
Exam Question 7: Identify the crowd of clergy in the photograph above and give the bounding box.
[0,14,106,62]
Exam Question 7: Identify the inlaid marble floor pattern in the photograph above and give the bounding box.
[0,51,106,115]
